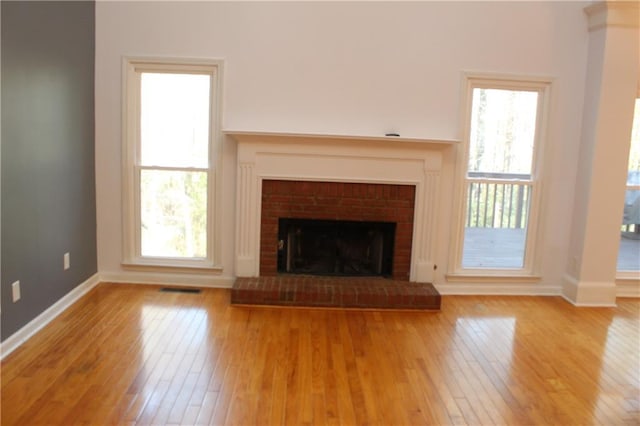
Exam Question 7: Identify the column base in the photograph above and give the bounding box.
[562,274,617,307]
[236,256,257,277]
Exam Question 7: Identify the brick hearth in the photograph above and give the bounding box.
[231,276,441,310]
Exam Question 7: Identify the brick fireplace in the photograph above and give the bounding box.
[260,180,415,280]
[227,131,453,309]
[228,131,455,284]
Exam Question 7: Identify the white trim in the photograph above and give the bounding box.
[436,282,560,296]
[616,278,640,298]
[561,274,617,307]
[229,132,454,283]
[121,56,224,270]
[585,2,640,32]
[1,273,101,360]
[617,269,640,281]
[448,73,552,279]
[224,130,458,147]
[99,271,233,288]
[561,296,617,308]
[121,260,223,272]
[445,273,541,284]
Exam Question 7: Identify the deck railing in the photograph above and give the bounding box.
[465,174,640,233]
[466,172,531,229]
[622,185,640,233]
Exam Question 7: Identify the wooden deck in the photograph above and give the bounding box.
[1,283,638,425]
[463,227,640,271]
[619,232,640,271]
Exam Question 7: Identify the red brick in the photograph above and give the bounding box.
[388,186,398,199]
[260,180,418,277]
[382,185,390,199]
[384,199,407,208]
[398,185,414,199]
[266,195,295,204]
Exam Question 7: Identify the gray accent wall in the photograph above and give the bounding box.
[1,1,96,340]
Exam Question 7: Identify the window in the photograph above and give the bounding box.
[618,98,640,272]
[451,76,549,276]
[122,58,223,269]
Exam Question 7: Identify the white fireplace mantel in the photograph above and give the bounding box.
[225,130,458,148]
[226,130,459,283]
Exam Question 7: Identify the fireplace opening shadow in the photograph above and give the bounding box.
[277,218,395,277]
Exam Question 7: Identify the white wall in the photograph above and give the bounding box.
[95,1,589,290]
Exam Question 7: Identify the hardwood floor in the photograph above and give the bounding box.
[1,283,639,425]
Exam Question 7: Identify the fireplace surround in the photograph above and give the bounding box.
[228,131,456,284]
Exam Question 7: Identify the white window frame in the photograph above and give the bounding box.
[448,74,551,281]
[122,57,223,270]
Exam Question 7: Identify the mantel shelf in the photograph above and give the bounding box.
[224,130,459,147]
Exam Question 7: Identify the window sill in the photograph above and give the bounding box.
[615,271,640,281]
[445,273,542,284]
[122,260,223,275]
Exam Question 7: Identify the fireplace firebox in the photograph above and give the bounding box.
[277,218,395,276]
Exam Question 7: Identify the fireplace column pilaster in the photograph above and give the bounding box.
[236,162,259,276]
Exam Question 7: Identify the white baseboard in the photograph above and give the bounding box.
[99,271,234,288]
[616,278,640,298]
[561,274,617,307]
[1,272,101,360]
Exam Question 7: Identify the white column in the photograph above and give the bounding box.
[413,169,441,283]
[235,161,259,276]
[563,2,639,305]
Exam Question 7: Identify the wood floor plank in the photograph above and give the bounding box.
[1,284,639,425]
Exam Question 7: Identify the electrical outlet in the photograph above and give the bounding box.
[64,252,70,270]
[12,281,21,302]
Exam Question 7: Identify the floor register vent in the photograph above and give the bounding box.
[160,287,202,294]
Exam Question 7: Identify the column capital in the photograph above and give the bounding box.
[584,1,639,31]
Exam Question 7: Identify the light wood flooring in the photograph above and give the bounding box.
[1,283,639,425]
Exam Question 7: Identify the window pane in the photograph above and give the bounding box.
[140,170,207,258]
[468,88,538,176]
[462,182,530,268]
[618,98,640,271]
[140,73,210,168]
